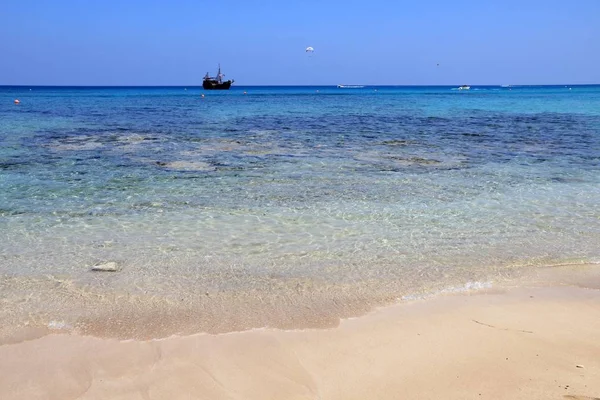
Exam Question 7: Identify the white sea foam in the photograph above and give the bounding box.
[401,281,493,301]
[48,321,71,330]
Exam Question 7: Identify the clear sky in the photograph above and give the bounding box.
[1,0,599,86]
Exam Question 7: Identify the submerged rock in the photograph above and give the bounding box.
[156,160,216,171]
[91,262,119,272]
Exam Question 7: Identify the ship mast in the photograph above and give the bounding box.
[217,63,222,84]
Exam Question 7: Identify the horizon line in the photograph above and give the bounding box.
[1,83,599,88]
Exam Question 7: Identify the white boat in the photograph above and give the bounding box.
[337,84,365,88]
[458,85,470,90]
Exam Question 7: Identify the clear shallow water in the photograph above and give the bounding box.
[1,85,600,337]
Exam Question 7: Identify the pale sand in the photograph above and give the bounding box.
[1,284,599,400]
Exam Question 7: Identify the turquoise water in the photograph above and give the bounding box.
[1,85,600,336]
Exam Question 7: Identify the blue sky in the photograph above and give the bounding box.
[1,0,599,85]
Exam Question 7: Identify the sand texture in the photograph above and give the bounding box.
[1,285,599,400]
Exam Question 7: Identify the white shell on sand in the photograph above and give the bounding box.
[91,262,119,272]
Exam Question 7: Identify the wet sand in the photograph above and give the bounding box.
[1,271,599,400]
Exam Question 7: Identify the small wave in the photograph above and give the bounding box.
[48,320,72,330]
[401,281,493,301]
[440,281,493,294]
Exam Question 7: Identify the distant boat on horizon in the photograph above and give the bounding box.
[203,64,234,90]
[337,84,365,88]
[458,85,471,90]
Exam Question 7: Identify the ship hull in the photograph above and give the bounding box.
[202,80,233,90]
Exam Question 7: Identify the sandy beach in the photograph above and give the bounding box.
[2,266,599,400]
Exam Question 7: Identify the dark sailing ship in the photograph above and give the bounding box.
[202,64,234,90]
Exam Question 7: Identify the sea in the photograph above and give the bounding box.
[1,85,600,339]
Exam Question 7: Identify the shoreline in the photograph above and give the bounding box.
[1,262,599,344]
[1,265,599,399]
